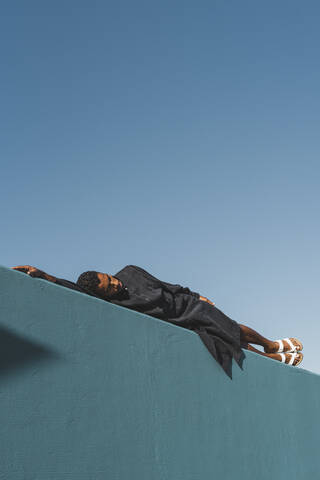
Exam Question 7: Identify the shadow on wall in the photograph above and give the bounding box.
[0,325,60,381]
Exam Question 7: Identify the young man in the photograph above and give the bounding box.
[12,264,303,378]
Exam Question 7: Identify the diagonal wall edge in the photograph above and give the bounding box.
[0,266,319,479]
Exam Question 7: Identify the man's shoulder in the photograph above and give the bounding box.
[115,265,160,283]
[114,265,143,279]
[115,265,139,275]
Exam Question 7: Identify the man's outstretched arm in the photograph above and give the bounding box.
[11,265,87,294]
[12,265,58,283]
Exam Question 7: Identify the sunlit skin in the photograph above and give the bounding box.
[199,295,214,305]
[95,272,124,299]
[11,266,124,299]
[12,265,57,283]
[11,265,303,366]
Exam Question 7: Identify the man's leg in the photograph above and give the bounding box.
[239,325,276,352]
[239,324,303,366]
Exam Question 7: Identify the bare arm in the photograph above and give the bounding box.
[11,265,58,283]
[11,265,98,296]
[199,295,215,306]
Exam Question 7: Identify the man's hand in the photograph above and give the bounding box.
[12,265,44,277]
[199,295,215,306]
[12,265,57,283]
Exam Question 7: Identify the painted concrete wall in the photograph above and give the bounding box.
[0,265,319,479]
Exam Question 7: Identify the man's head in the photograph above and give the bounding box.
[77,271,123,299]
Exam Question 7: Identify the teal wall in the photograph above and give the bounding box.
[0,265,320,479]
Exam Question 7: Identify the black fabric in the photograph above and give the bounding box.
[54,265,245,378]
[112,265,245,378]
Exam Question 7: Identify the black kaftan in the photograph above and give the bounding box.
[111,265,245,378]
[55,265,245,378]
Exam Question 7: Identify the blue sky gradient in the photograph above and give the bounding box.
[1,1,320,372]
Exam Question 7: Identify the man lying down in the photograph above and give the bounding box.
[12,264,303,378]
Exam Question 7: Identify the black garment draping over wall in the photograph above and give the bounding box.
[56,265,245,378]
[112,266,245,378]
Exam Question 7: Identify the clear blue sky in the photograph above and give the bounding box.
[1,1,320,373]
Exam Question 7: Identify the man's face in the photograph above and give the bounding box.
[96,272,124,299]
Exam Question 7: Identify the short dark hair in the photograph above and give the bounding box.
[77,271,100,294]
